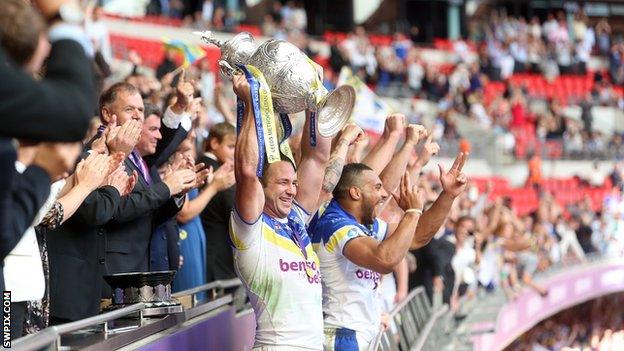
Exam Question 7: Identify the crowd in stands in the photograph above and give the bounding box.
[112,1,624,161]
[406,167,624,313]
[320,10,624,161]
[506,292,624,351]
[144,0,307,35]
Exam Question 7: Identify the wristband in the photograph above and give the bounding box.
[405,208,423,215]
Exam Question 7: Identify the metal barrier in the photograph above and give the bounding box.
[372,287,449,351]
[12,303,147,351]
[172,278,241,305]
[438,254,624,351]
[11,279,243,351]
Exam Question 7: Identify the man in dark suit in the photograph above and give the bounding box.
[409,230,457,305]
[0,138,16,294]
[104,107,189,275]
[0,0,96,293]
[48,84,196,322]
[197,122,237,282]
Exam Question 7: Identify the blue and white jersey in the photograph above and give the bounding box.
[229,202,323,350]
[308,199,388,344]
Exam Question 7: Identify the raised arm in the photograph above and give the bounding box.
[146,73,195,168]
[361,114,405,175]
[215,82,237,125]
[317,124,364,205]
[294,110,332,213]
[232,74,264,222]
[409,152,468,249]
[408,133,440,184]
[380,124,426,194]
[343,173,425,274]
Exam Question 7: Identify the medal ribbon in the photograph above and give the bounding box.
[237,64,281,176]
[277,113,296,168]
[306,57,326,147]
[236,98,244,135]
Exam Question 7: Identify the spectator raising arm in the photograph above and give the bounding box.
[176,163,235,223]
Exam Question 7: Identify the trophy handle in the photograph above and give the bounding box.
[192,31,222,47]
[218,61,240,77]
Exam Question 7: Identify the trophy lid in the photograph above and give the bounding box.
[194,31,256,76]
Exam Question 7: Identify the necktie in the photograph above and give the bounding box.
[130,150,152,185]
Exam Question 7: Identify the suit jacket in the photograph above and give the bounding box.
[0,138,16,293]
[103,120,187,289]
[0,164,52,293]
[198,155,237,281]
[48,186,120,321]
[150,219,180,272]
[144,121,191,272]
[48,122,187,320]
[103,158,182,275]
[409,237,455,304]
[0,38,94,291]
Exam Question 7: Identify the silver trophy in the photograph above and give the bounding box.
[194,31,355,137]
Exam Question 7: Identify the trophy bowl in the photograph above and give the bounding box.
[196,31,355,137]
[247,39,315,114]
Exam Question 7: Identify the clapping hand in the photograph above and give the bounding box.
[163,168,197,196]
[193,162,211,188]
[211,162,235,191]
[74,153,111,191]
[106,116,142,155]
[106,166,137,196]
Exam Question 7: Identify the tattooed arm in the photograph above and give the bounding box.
[317,124,364,206]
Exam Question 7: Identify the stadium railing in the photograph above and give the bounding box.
[441,253,624,351]
[372,287,450,351]
[11,279,247,351]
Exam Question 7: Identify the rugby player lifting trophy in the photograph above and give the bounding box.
[195,31,356,166]
[194,30,357,350]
